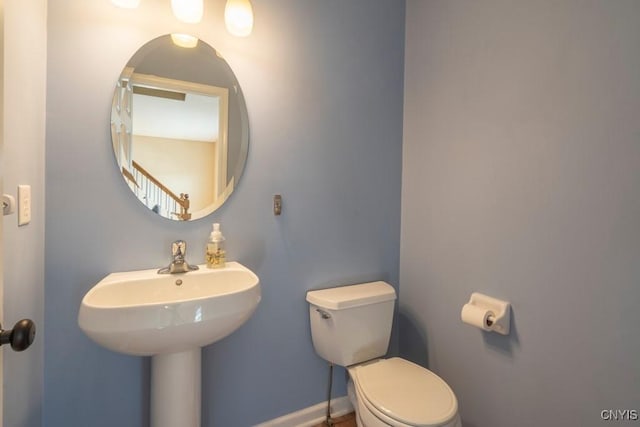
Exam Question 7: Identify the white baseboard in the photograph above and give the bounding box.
[254,396,354,427]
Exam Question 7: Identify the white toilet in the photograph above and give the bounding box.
[306,281,462,427]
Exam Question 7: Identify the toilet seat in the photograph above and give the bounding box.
[351,358,458,427]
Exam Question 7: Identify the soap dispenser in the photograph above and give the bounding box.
[206,223,226,269]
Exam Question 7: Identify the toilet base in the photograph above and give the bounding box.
[347,380,364,427]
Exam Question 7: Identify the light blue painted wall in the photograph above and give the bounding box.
[2,2,46,426]
[401,1,640,426]
[44,1,404,426]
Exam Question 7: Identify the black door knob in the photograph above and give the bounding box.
[0,319,36,352]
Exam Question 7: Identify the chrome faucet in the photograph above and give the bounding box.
[158,240,199,274]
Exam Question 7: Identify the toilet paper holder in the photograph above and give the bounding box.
[462,292,511,335]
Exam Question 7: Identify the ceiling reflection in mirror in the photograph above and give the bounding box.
[111,34,249,221]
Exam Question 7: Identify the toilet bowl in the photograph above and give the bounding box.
[348,358,461,427]
[306,282,461,427]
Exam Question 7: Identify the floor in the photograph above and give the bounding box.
[313,411,357,427]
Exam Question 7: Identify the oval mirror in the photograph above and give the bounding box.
[111,34,249,221]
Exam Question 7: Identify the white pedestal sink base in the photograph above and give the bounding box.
[151,349,201,427]
[78,262,261,426]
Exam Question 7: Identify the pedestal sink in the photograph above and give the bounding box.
[78,261,260,427]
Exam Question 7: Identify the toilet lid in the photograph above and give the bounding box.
[355,358,458,427]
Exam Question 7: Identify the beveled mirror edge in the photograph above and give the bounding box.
[110,34,250,222]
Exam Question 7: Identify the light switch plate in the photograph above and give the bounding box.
[18,185,31,226]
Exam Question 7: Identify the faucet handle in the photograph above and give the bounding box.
[172,240,186,258]
[158,240,198,274]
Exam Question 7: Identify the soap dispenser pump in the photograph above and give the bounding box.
[206,223,226,269]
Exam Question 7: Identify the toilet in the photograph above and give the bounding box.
[306,281,461,427]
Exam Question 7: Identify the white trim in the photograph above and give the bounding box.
[0,1,4,422]
[129,72,229,99]
[253,396,354,427]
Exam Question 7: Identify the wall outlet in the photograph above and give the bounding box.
[18,185,31,226]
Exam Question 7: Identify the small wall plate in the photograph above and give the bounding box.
[2,194,16,216]
[273,194,282,216]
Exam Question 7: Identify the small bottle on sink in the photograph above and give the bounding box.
[206,223,226,269]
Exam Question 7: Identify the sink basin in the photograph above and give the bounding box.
[78,261,261,356]
[78,260,260,427]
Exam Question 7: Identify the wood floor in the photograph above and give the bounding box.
[313,411,357,427]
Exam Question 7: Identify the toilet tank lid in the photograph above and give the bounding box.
[306,281,396,310]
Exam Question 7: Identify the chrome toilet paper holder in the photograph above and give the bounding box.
[463,292,511,335]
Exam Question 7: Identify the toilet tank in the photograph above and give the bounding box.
[306,281,396,367]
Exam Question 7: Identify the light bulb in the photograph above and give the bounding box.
[171,34,199,48]
[171,0,203,24]
[111,0,140,8]
[225,0,254,37]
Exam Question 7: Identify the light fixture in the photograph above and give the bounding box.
[171,0,204,24]
[224,0,254,37]
[170,33,199,49]
[111,0,140,8]
[111,0,254,38]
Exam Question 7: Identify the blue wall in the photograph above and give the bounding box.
[44,1,404,426]
[401,1,640,426]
